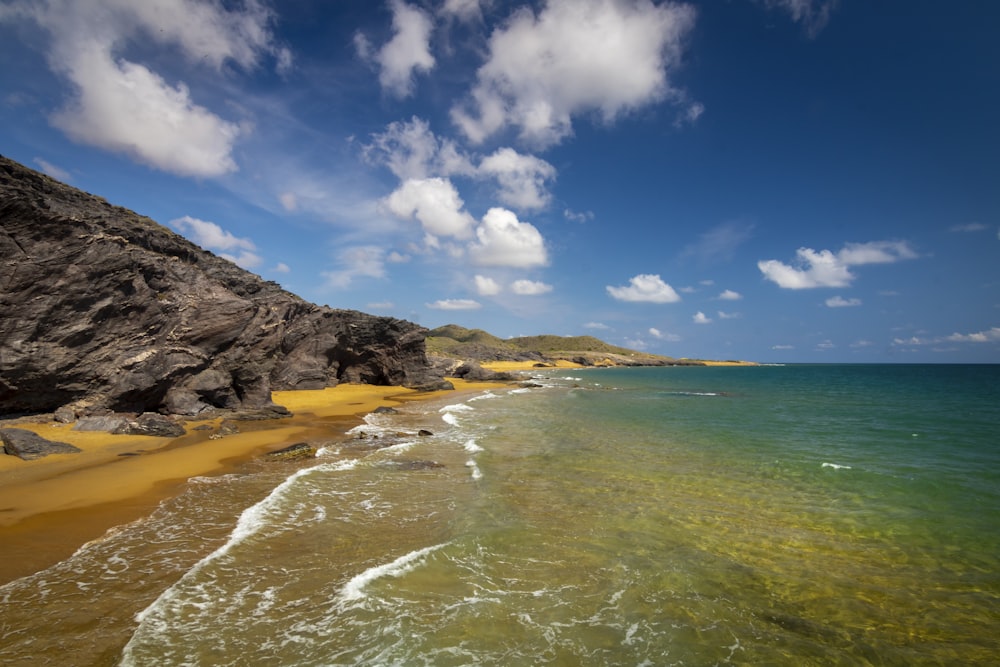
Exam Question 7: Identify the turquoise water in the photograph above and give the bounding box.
[2,364,999,665]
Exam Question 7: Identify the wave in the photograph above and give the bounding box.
[121,459,360,663]
[821,462,852,470]
[338,542,449,603]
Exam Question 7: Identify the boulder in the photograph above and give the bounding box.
[112,413,186,438]
[0,428,81,460]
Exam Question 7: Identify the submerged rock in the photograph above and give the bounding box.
[265,442,316,461]
[0,428,81,460]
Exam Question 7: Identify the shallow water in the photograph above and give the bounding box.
[2,365,999,665]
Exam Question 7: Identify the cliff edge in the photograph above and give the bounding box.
[0,155,444,418]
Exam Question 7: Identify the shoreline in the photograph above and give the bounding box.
[0,378,507,585]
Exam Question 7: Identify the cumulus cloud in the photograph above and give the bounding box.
[362,0,435,98]
[760,0,838,37]
[584,321,611,330]
[322,245,387,288]
[363,116,475,180]
[825,295,861,308]
[945,327,1000,343]
[169,215,260,268]
[478,148,556,211]
[451,0,697,146]
[606,274,681,303]
[272,262,290,273]
[759,240,917,289]
[474,274,502,295]
[718,289,742,300]
[385,177,477,240]
[427,298,482,310]
[717,310,739,319]
[510,279,553,295]
[693,311,711,324]
[469,208,548,267]
[7,0,286,177]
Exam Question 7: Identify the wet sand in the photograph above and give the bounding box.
[0,379,505,585]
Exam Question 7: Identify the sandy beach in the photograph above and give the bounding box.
[0,378,507,585]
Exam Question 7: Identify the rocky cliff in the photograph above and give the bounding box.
[0,155,444,418]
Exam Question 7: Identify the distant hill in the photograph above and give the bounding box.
[427,325,702,367]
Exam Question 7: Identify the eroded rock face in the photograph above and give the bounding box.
[0,155,443,417]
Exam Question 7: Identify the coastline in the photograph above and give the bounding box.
[0,378,506,585]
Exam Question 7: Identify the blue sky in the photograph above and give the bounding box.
[1,0,998,363]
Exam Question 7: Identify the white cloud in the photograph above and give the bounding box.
[718,289,742,301]
[272,262,290,273]
[759,240,917,289]
[367,0,435,98]
[440,0,483,22]
[52,46,243,177]
[606,274,681,303]
[945,327,1000,343]
[451,0,697,146]
[279,192,298,212]
[850,340,874,348]
[584,321,611,330]
[693,311,711,324]
[771,344,795,350]
[469,208,549,267]
[169,215,260,268]
[564,208,594,223]
[478,148,556,211]
[758,248,853,289]
[427,298,482,310]
[825,295,861,308]
[474,274,502,295]
[760,0,838,37]
[32,157,70,181]
[816,340,836,350]
[717,311,739,319]
[363,116,475,180]
[649,327,681,342]
[510,279,553,295]
[322,245,387,288]
[837,240,917,265]
[385,177,476,240]
[9,0,286,178]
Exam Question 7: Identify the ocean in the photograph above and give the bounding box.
[2,364,998,665]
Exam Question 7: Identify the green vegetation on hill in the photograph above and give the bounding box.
[426,325,691,366]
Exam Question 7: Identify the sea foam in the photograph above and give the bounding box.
[339,543,448,602]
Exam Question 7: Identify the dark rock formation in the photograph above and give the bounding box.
[450,361,518,382]
[264,442,316,461]
[0,155,444,418]
[111,413,186,438]
[0,428,81,460]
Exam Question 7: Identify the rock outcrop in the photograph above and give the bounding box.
[0,155,443,418]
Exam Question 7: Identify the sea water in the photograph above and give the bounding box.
[2,364,998,665]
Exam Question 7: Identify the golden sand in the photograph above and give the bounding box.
[480,359,584,372]
[0,378,502,584]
